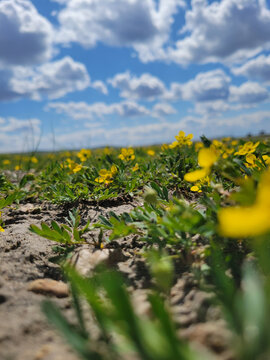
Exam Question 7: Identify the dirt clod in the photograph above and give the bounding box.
[27,279,69,298]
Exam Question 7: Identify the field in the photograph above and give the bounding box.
[1,131,270,360]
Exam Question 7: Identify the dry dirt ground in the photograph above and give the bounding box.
[0,198,234,360]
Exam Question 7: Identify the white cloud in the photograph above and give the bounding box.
[192,100,232,117]
[0,0,54,66]
[229,81,269,104]
[53,0,185,63]
[180,69,231,102]
[91,80,108,95]
[0,117,41,153]
[109,72,166,100]
[152,103,177,118]
[168,0,270,65]
[42,109,270,151]
[231,54,270,83]
[0,56,90,101]
[46,100,150,120]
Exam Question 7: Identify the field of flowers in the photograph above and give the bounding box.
[1,131,270,360]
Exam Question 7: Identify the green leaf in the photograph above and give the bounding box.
[42,301,102,360]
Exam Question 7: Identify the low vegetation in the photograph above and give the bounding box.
[1,131,270,359]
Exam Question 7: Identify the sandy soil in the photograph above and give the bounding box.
[0,198,234,360]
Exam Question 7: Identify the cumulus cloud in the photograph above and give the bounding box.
[168,0,270,65]
[192,101,231,117]
[52,0,185,62]
[229,82,269,104]
[231,55,270,83]
[0,57,91,101]
[0,0,54,66]
[109,72,166,100]
[180,69,231,102]
[46,100,150,120]
[152,103,177,118]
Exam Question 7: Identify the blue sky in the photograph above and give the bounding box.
[1,0,270,153]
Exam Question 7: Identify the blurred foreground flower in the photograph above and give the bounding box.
[218,169,270,237]
[184,147,218,182]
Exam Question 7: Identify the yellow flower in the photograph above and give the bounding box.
[95,165,117,185]
[184,168,209,182]
[72,164,83,173]
[198,148,218,168]
[118,148,135,161]
[147,150,155,156]
[3,159,10,165]
[245,153,257,168]
[262,155,270,166]
[15,165,21,171]
[184,148,217,183]
[170,131,193,148]
[0,226,4,232]
[190,176,210,192]
[168,141,178,149]
[190,185,202,193]
[218,169,270,237]
[132,163,139,172]
[234,141,260,156]
[31,156,38,164]
[77,148,91,162]
[110,164,118,176]
[66,159,83,173]
[161,144,168,151]
[222,148,234,159]
[218,205,270,238]
[195,142,203,152]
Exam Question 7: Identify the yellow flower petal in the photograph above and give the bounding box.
[218,205,270,238]
[110,164,118,175]
[198,148,218,168]
[184,168,209,182]
[190,185,200,192]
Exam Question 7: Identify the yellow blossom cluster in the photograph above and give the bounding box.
[77,148,91,162]
[190,176,210,193]
[65,159,83,173]
[118,148,135,161]
[169,131,193,149]
[95,165,118,185]
[210,139,234,159]
[234,141,260,156]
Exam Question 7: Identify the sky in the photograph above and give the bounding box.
[1,0,270,153]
